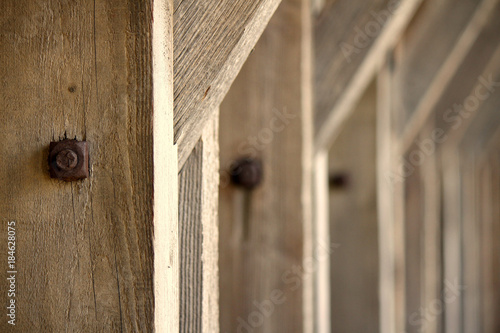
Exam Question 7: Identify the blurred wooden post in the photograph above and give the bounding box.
[219,0,314,331]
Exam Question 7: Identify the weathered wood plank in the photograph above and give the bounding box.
[179,142,203,333]
[219,0,313,331]
[178,109,219,333]
[314,0,422,150]
[328,81,379,333]
[179,112,219,333]
[173,0,282,169]
[0,0,178,331]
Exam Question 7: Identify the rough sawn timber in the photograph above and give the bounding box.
[173,0,283,169]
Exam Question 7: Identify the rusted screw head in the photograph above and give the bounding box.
[230,158,263,190]
[49,139,89,181]
[329,172,350,189]
[56,149,78,171]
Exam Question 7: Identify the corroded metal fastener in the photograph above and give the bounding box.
[329,172,350,189]
[48,139,89,181]
[230,158,263,190]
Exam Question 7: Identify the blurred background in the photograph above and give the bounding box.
[218,0,500,332]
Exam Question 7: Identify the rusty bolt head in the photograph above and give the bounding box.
[230,158,263,190]
[49,139,89,181]
[56,149,78,171]
[329,172,350,189]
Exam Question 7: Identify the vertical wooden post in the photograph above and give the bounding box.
[0,0,178,331]
[377,60,399,333]
[219,0,313,331]
[420,123,442,333]
[441,150,462,333]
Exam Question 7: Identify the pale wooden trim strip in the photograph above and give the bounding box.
[201,109,220,333]
[312,151,330,333]
[178,109,219,333]
[153,0,179,331]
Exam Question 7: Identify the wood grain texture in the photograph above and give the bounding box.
[200,110,220,333]
[219,0,313,331]
[173,0,282,169]
[0,0,177,331]
[179,141,203,333]
[178,110,219,333]
[328,81,379,333]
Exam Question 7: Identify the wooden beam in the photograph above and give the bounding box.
[315,0,390,128]
[314,0,422,150]
[398,0,500,153]
[440,44,500,151]
[178,110,219,333]
[0,0,178,331]
[173,0,282,169]
[219,0,313,331]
